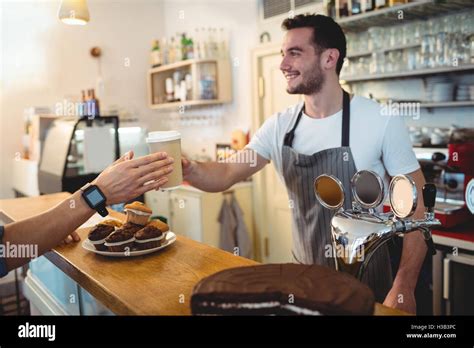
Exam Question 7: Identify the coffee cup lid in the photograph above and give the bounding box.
[146,131,181,143]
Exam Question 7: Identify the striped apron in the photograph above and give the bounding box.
[281,90,393,302]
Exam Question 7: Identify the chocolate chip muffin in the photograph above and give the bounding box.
[134,223,165,250]
[87,224,115,251]
[104,223,141,252]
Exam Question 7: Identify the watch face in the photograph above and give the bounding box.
[86,188,105,206]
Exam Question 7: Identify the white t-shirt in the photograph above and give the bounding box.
[247,95,420,190]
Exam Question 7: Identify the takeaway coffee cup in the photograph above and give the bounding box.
[146,131,183,189]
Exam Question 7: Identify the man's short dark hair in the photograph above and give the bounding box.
[282,14,346,75]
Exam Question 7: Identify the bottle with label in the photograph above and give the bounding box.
[161,37,169,65]
[185,73,193,95]
[186,35,194,60]
[165,78,174,102]
[375,0,387,9]
[181,33,194,60]
[337,0,349,18]
[181,33,187,60]
[208,28,218,59]
[180,80,187,101]
[351,0,362,15]
[150,40,161,67]
[174,34,182,62]
[90,89,100,117]
[168,36,176,64]
[325,0,336,18]
[193,28,202,60]
[361,0,374,12]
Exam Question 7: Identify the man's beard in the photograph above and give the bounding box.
[286,64,325,95]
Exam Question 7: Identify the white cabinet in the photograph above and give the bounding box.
[145,183,254,257]
[169,192,202,242]
[145,189,170,220]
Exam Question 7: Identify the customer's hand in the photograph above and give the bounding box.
[61,231,81,244]
[94,150,174,205]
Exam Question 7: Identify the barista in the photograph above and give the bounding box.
[181,14,427,314]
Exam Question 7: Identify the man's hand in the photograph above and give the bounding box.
[182,157,196,181]
[94,150,174,205]
[383,284,416,314]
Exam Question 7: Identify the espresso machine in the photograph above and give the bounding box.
[314,170,441,280]
[417,128,474,228]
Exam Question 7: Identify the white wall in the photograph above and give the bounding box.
[149,0,259,161]
[0,0,165,198]
[0,0,261,198]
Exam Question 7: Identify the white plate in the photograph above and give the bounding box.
[82,231,177,257]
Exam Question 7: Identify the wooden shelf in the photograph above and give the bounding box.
[149,99,226,110]
[149,59,217,74]
[148,59,232,109]
[340,64,474,83]
[420,101,474,108]
[347,42,421,59]
[337,0,474,32]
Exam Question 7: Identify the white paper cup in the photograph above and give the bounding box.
[146,131,183,190]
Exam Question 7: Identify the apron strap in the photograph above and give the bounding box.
[283,106,304,147]
[341,90,350,147]
[283,90,351,148]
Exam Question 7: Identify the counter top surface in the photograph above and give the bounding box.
[0,193,406,316]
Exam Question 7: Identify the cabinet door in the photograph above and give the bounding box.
[145,190,170,220]
[169,192,202,242]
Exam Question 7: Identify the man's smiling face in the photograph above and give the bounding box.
[280,27,325,95]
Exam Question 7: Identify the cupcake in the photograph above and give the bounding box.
[104,223,141,252]
[124,202,152,226]
[87,224,115,251]
[134,222,165,250]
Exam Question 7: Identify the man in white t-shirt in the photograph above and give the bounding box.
[182,14,427,314]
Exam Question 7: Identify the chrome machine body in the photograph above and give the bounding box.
[314,170,441,280]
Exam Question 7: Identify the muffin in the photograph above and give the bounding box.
[104,223,141,252]
[148,219,169,233]
[87,224,115,251]
[134,223,165,250]
[124,201,152,226]
[100,219,123,228]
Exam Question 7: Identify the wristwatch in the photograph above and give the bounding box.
[80,183,108,217]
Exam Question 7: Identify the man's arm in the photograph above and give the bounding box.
[383,168,428,314]
[183,148,269,192]
[2,150,174,272]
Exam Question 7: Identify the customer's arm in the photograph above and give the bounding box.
[2,150,174,272]
[182,148,269,192]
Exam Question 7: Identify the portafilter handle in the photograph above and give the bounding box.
[422,183,437,255]
[423,183,437,215]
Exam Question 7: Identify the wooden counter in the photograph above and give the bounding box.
[0,193,407,316]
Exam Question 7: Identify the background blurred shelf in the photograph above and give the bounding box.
[337,0,474,32]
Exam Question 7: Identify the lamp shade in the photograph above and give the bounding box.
[58,0,90,25]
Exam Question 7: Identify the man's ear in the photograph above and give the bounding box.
[321,48,340,72]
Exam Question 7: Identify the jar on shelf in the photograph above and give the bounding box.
[370,51,385,74]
